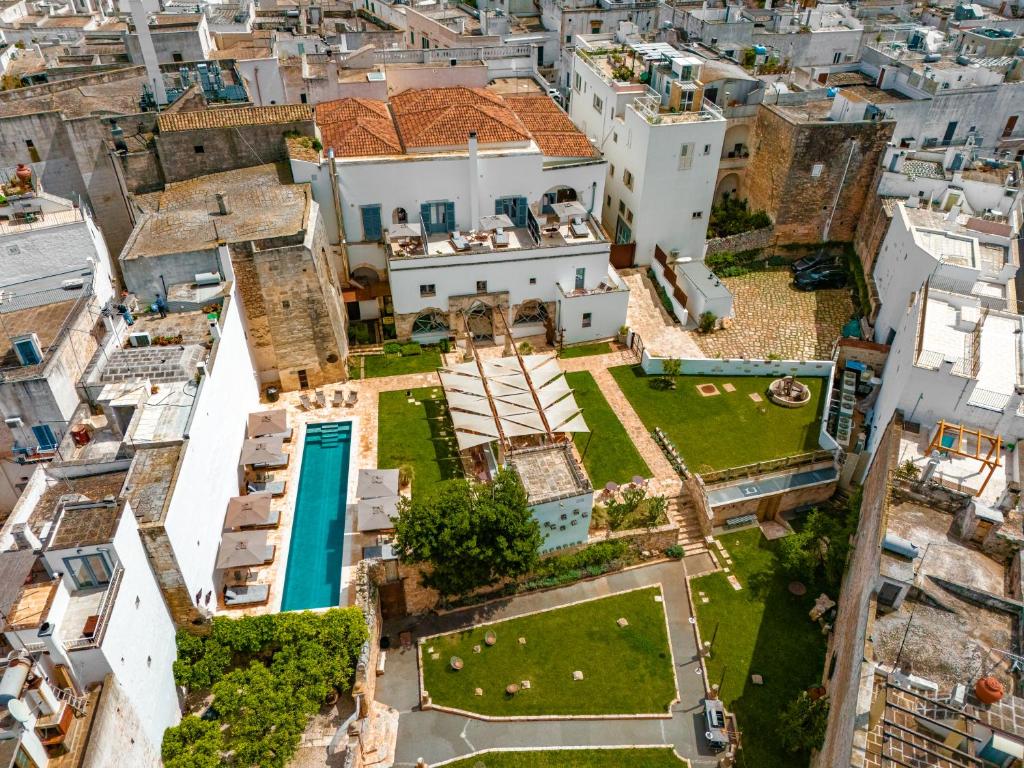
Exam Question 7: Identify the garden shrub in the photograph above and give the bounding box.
[400,342,422,357]
[165,609,367,768]
[438,337,450,353]
[665,545,684,559]
[707,197,772,238]
[646,268,679,322]
[698,311,717,333]
[383,341,401,355]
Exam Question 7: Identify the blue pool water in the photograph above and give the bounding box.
[281,421,352,611]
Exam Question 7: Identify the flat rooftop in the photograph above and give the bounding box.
[0,298,83,377]
[48,499,121,550]
[508,444,590,504]
[124,445,182,525]
[0,66,149,119]
[916,291,1022,402]
[122,164,309,259]
[26,470,128,541]
[874,497,1015,689]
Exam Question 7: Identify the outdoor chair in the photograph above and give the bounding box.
[299,393,314,410]
[346,390,358,407]
[315,390,327,408]
[332,389,345,407]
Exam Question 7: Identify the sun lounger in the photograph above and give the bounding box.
[268,428,293,442]
[248,480,286,497]
[315,390,327,408]
[299,393,314,410]
[251,454,288,470]
[223,584,270,608]
[332,389,345,407]
[345,390,358,407]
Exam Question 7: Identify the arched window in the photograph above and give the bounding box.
[412,310,449,334]
[513,300,548,325]
[393,207,408,224]
[350,266,380,285]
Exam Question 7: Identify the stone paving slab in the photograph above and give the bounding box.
[622,270,704,359]
[691,269,853,360]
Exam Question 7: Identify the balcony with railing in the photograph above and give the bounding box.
[63,566,124,652]
[631,95,724,125]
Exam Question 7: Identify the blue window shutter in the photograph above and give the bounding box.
[361,205,382,241]
[495,198,505,216]
[444,201,455,232]
[31,424,57,450]
[515,196,528,227]
[420,202,432,232]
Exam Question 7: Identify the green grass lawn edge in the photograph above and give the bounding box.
[559,341,613,359]
[438,747,690,767]
[564,370,650,488]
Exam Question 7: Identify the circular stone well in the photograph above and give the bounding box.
[767,376,812,408]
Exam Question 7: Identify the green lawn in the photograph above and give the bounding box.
[359,349,443,378]
[377,387,462,498]
[441,748,688,767]
[609,367,824,473]
[692,529,828,768]
[559,341,613,359]
[565,371,650,488]
[422,587,676,716]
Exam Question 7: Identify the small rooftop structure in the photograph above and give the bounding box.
[508,444,591,505]
[47,497,121,550]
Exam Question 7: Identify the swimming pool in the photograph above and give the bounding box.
[281,421,353,611]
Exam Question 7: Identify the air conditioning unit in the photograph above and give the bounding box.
[129,332,152,347]
[194,272,221,286]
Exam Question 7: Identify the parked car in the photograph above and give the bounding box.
[791,251,838,273]
[794,266,848,290]
[703,698,730,752]
[546,87,565,107]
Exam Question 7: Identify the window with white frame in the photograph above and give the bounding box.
[811,163,824,178]
[592,94,603,113]
[420,284,436,297]
[679,143,694,170]
[692,211,703,219]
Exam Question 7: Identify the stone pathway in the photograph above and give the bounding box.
[692,269,853,360]
[621,270,704,359]
[375,560,720,767]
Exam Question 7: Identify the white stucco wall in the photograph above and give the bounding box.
[161,293,259,613]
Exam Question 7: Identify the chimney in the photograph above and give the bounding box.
[467,131,480,230]
[129,0,167,106]
[215,192,230,215]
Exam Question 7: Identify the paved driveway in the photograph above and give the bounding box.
[376,561,720,767]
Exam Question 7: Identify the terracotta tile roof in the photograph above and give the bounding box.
[157,104,313,132]
[503,95,598,159]
[316,98,402,157]
[390,87,531,150]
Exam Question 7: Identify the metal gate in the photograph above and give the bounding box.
[630,331,645,361]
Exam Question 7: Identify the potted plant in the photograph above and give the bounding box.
[617,325,629,344]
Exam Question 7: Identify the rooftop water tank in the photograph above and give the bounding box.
[882,533,920,559]
[753,44,767,55]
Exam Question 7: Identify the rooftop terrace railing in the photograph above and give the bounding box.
[699,449,835,486]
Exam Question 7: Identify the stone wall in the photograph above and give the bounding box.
[835,338,890,375]
[230,213,346,390]
[745,105,894,245]
[814,416,899,768]
[709,480,836,525]
[155,119,316,184]
[852,166,891,275]
[704,225,775,257]
[137,522,205,627]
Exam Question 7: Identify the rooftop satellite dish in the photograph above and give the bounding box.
[7,699,31,725]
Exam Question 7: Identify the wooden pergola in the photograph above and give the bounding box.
[925,420,1002,496]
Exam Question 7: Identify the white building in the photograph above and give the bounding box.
[0,469,180,764]
[294,85,629,345]
[0,181,117,516]
[872,202,1018,345]
[567,35,727,265]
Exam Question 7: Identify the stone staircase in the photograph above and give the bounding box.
[669,494,709,558]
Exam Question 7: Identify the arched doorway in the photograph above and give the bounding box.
[513,300,548,326]
[541,185,578,213]
[465,301,493,341]
[392,207,408,224]
[715,173,740,203]
[350,265,380,286]
[722,125,750,158]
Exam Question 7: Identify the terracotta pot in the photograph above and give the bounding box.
[15,163,31,184]
[974,676,1004,705]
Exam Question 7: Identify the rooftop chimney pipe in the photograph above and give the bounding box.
[215,192,230,216]
[468,131,480,231]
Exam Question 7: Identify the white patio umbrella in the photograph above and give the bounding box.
[224,493,273,529]
[247,409,288,438]
[357,468,400,499]
[216,531,273,569]
[239,436,285,466]
[356,496,401,532]
[478,213,514,231]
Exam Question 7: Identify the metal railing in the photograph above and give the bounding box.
[699,449,835,485]
[631,96,724,125]
[374,44,534,65]
[65,567,124,652]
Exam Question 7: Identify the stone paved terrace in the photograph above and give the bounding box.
[692,269,853,360]
[622,270,704,358]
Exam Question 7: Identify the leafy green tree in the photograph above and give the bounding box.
[605,485,667,532]
[162,716,224,768]
[779,692,830,753]
[394,469,541,597]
